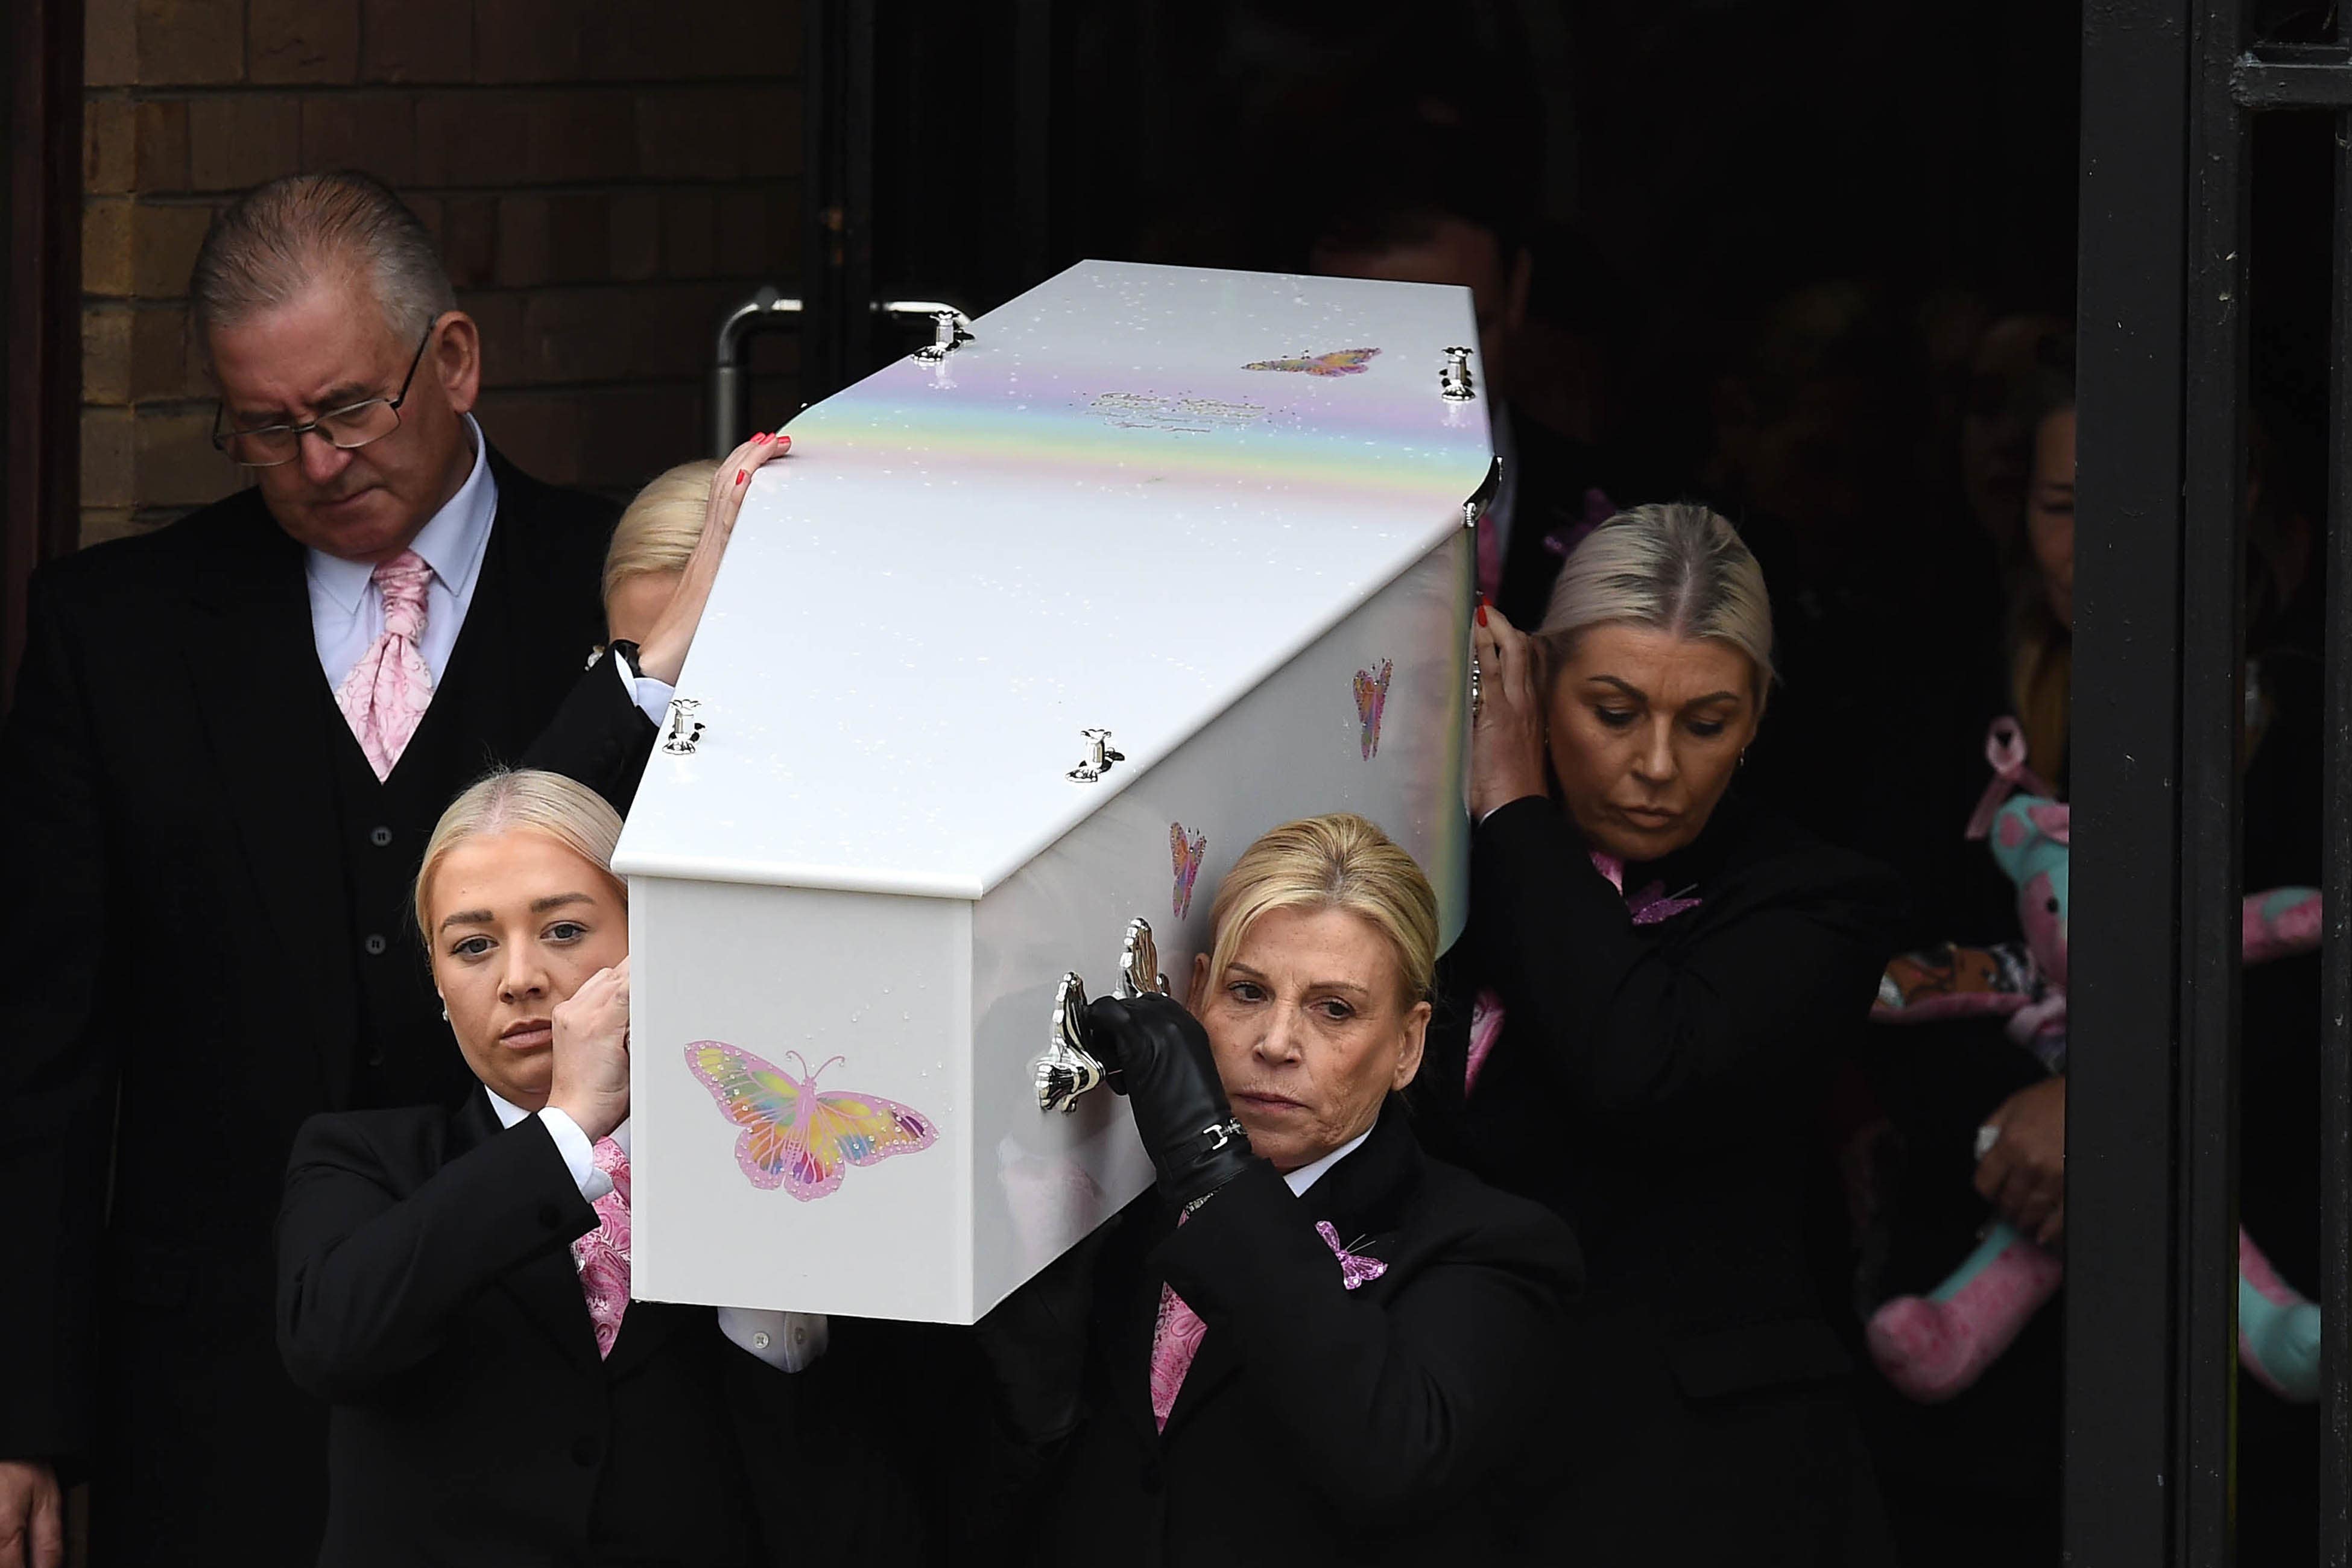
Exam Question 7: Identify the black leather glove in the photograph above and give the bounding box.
[1084,993,1257,1209]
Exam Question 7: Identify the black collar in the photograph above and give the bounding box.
[1277,1101,1422,1244]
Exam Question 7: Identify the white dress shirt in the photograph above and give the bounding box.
[308,415,498,690]
[481,1089,829,1373]
[615,660,678,727]
[1283,1128,1371,1197]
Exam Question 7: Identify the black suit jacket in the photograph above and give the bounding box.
[523,645,662,814]
[1031,1110,1581,1568]
[0,451,613,1563]
[1424,791,1902,1565]
[279,1095,868,1568]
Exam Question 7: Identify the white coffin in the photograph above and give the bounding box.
[618,259,1492,1324]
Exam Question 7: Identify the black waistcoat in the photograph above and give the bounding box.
[323,526,529,1111]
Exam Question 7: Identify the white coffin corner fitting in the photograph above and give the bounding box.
[618,259,1493,1324]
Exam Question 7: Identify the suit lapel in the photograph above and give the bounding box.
[443,1095,604,1372]
[1160,1111,1423,1439]
[501,1242,604,1372]
[482,450,604,721]
[186,499,359,1101]
[601,1298,690,1380]
[1094,1193,1175,1446]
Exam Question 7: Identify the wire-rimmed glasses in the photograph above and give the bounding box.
[210,322,437,468]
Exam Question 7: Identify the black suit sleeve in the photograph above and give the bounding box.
[1469,795,1895,1140]
[1154,1162,1575,1517]
[276,1112,598,1402]
[521,650,659,814]
[0,569,117,1465]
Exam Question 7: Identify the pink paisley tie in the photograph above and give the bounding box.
[1147,1279,1208,1432]
[574,1137,630,1359]
[333,549,434,780]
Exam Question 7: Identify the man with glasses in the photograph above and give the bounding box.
[0,171,619,1566]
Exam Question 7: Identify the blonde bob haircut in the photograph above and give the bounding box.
[602,460,719,608]
[1536,501,1777,708]
[1203,813,1439,1011]
[413,768,626,938]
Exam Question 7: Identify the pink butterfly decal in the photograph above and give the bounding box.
[1353,659,1393,759]
[1242,347,1380,377]
[1315,1221,1388,1289]
[1171,823,1207,918]
[683,1043,937,1201]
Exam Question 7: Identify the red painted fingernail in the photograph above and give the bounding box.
[736,470,747,484]
[777,434,791,450]
[1476,602,1488,627]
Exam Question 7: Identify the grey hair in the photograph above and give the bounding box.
[1536,502,1777,703]
[191,171,455,349]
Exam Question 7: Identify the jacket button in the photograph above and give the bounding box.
[364,1048,385,1068]
[362,933,387,956]
[571,1434,603,1467]
[369,826,393,847]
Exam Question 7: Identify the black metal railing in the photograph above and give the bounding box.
[2073,4,2352,1563]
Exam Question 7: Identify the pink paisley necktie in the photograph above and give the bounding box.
[333,549,434,780]
[573,1137,630,1359]
[1146,1216,1385,1430]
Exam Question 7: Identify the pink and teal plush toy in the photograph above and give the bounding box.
[1866,719,2324,1403]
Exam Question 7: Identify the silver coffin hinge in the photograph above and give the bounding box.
[1066,727,1124,783]
[660,697,704,754]
[913,309,973,365]
[1440,345,1476,402]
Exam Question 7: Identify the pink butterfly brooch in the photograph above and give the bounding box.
[1591,851,1702,925]
[1353,660,1393,759]
[1315,1222,1387,1289]
[684,1043,938,1201]
[1243,347,1380,376]
[1170,823,1207,918]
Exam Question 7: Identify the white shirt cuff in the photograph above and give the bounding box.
[536,1107,612,1201]
[610,653,677,727]
[717,1307,830,1373]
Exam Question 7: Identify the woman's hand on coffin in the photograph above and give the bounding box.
[1974,1073,2066,1245]
[639,431,792,684]
[1083,992,1257,1208]
[549,958,632,1142]
[1470,603,1550,820]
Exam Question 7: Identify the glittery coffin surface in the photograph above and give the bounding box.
[621,261,1489,1325]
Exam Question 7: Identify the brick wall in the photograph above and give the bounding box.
[80,0,803,547]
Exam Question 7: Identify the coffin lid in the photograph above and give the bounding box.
[613,260,1493,899]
